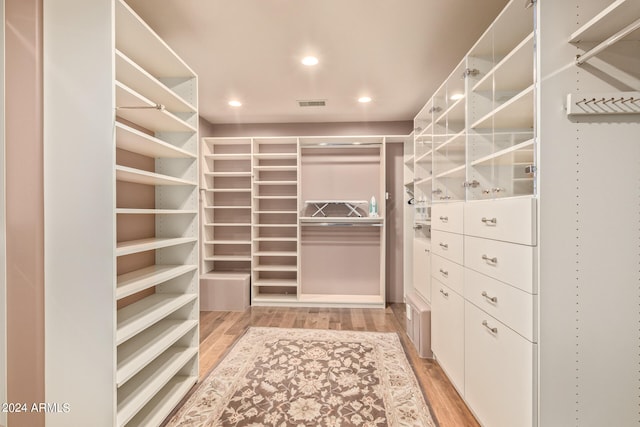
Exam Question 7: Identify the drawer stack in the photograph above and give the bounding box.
[430,202,465,393]
[463,197,537,427]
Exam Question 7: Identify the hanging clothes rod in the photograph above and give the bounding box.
[575,17,640,65]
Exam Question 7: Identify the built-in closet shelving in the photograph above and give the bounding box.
[114,2,199,426]
[201,138,253,274]
[44,1,199,425]
[251,138,300,303]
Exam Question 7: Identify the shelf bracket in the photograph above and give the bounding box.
[575,17,640,66]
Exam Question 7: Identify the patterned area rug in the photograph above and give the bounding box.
[167,327,437,427]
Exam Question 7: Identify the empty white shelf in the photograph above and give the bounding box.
[115,0,195,78]
[203,223,251,227]
[254,165,298,171]
[415,150,433,164]
[252,294,298,303]
[116,208,197,215]
[570,0,640,42]
[116,264,198,300]
[255,210,297,214]
[205,188,251,193]
[435,130,466,152]
[115,82,196,133]
[253,153,297,160]
[253,279,299,287]
[415,176,433,186]
[116,346,197,427]
[253,223,297,228]
[404,154,416,165]
[471,85,534,129]
[254,195,297,199]
[115,122,194,159]
[471,139,534,167]
[435,164,466,179]
[473,32,534,93]
[125,375,197,427]
[116,293,197,346]
[205,205,251,209]
[253,237,298,242]
[299,216,383,223]
[254,180,297,185]
[254,251,297,257]
[204,171,251,177]
[203,255,251,261]
[117,319,197,387]
[204,153,251,160]
[116,237,196,257]
[116,165,196,186]
[115,50,196,114]
[205,240,252,245]
[253,265,298,272]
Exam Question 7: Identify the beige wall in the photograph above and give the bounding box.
[385,143,404,303]
[202,120,412,137]
[5,1,44,426]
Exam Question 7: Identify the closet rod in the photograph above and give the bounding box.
[575,17,640,65]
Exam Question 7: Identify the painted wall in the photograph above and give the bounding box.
[5,1,44,426]
[203,121,412,138]
[0,0,6,425]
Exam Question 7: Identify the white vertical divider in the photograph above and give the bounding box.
[43,0,116,426]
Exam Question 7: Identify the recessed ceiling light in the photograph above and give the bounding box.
[301,56,319,66]
[228,100,242,107]
[450,93,464,101]
[358,96,372,103]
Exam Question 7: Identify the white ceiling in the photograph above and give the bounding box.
[126,0,509,125]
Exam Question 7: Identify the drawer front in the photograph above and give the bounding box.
[431,230,464,265]
[465,303,535,427]
[464,235,535,293]
[431,279,465,394]
[464,268,536,342]
[413,238,432,302]
[464,197,537,246]
[431,253,464,295]
[431,202,464,234]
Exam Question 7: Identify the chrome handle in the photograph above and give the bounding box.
[439,289,449,297]
[439,268,449,277]
[425,249,430,253]
[413,224,423,230]
[439,216,448,222]
[482,254,497,264]
[482,320,498,334]
[482,189,491,195]
[481,217,497,225]
[492,187,504,193]
[439,242,449,249]
[481,291,498,303]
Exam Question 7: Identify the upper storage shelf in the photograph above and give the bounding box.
[569,0,640,43]
[116,122,195,159]
[115,0,196,79]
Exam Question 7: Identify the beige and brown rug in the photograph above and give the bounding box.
[167,327,437,427]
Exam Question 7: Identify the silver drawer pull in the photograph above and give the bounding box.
[482,320,498,334]
[439,216,448,222]
[413,224,423,230]
[439,268,449,277]
[439,242,449,249]
[481,291,498,303]
[481,217,497,225]
[482,254,497,264]
[439,289,449,297]
[425,249,430,253]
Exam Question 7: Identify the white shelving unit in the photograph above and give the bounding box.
[201,138,253,275]
[44,1,199,426]
[251,138,300,304]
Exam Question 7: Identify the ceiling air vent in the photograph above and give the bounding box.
[297,99,326,107]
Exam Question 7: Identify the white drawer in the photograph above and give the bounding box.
[413,238,432,302]
[431,230,464,265]
[464,197,536,246]
[431,202,464,234]
[432,279,465,394]
[464,235,536,294]
[464,268,536,342]
[465,303,535,427]
[431,253,463,295]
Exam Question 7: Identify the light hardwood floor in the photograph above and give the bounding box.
[197,304,479,427]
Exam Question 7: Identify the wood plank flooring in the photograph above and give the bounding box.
[197,304,479,427]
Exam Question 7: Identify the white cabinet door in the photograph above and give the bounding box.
[431,278,464,394]
[465,302,535,427]
[413,238,431,302]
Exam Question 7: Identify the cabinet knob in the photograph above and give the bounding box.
[482,320,498,334]
[482,254,497,264]
[439,216,448,222]
[481,217,497,225]
[439,269,449,277]
[439,242,449,249]
[481,291,498,303]
[439,289,449,297]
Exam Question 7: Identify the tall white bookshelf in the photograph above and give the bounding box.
[44,1,199,426]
